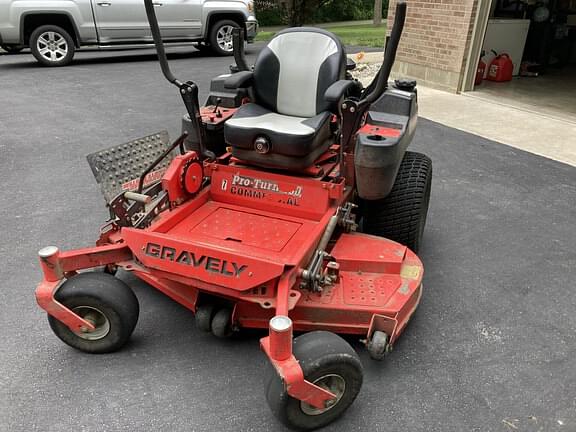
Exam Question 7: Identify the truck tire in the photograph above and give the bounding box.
[208,20,240,56]
[361,151,432,253]
[30,25,75,66]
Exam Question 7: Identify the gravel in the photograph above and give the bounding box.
[350,62,380,87]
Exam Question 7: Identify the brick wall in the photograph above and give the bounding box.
[387,0,479,92]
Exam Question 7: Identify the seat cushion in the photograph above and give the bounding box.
[225,103,332,158]
[253,28,346,118]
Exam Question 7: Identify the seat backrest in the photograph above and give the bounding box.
[253,28,346,118]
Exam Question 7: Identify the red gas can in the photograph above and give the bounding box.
[487,53,513,82]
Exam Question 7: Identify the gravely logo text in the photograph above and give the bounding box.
[145,243,248,277]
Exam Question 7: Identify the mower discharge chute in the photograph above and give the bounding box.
[35,1,433,429]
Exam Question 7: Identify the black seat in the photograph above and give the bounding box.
[224,28,352,170]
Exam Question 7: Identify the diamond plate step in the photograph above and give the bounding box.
[86,131,173,202]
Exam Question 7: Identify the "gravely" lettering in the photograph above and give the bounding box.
[144,243,248,277]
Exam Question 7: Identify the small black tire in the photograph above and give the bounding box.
[265,331,363,431]
[208,20,240,56]
[211,308,233,338]
[366,331,389,361]
[195,305,215,333]
[1,45,24,54]
[361,151,432,253]
[47,272,139,354]
[30,25,75,66]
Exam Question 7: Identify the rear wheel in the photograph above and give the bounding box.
[265,331,363,431]
[30,25,75,66]
[208,20,240,56]
[48,272,139,353]
[361,151,432,253]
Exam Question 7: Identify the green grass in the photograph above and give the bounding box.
[255,24,387,48]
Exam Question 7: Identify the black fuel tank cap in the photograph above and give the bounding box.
[394,78,417,92]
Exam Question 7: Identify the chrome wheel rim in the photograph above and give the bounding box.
[300,374,346,416]
[37,31,68,62]
[216,25,235,52]
[73,306,110,340]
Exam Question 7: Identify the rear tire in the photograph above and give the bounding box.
[208,20,240,56]
[30,25,75,66]
[265,331,363,431]
[361,151,432,253]
[48,273,139,353]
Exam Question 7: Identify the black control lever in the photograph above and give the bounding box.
[360,0,407,108]
[338,0,407,157]
[232,28,250,72]
[213,97,223,117]
[143,0,211,160]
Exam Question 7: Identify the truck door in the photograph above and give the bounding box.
[91,0,201,43]
[155,0,202,39]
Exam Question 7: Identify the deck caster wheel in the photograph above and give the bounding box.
[195,305,215,332]
[48,273,139,354]
[265,331,363,431]
[211,308,233,338]
[366,331,390,361]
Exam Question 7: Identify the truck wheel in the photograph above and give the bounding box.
[208,20,239,56]
[30,25,75,66]
[1,45,23,54]
[265,331,363,431]
[361,151,432,253]
[48,273,139,353]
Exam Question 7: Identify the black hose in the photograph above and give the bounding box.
[143,0,181,86]
[360,0,407,108]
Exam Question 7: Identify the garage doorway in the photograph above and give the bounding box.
[463,0,576,122]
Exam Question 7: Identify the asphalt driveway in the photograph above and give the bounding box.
[0,47,575,432]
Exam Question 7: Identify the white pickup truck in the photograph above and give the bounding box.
[0,0,258,66]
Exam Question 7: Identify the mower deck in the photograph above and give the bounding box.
[115,162,422,343]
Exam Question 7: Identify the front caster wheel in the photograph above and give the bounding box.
[265,331,363,431]
[366,331,390,361]
[48,272,139,353]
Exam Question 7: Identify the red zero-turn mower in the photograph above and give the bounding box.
[35,1,432,429]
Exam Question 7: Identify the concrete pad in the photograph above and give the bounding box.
[353,51,576,167]
[416,86,576,167]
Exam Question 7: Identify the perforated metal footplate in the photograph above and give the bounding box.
[190,208,302,252]
[341,272,401,307]
[86,131,172,202]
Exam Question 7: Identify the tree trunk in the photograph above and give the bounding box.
[373,0,383,26]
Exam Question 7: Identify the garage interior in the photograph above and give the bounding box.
[466,0,576,121]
